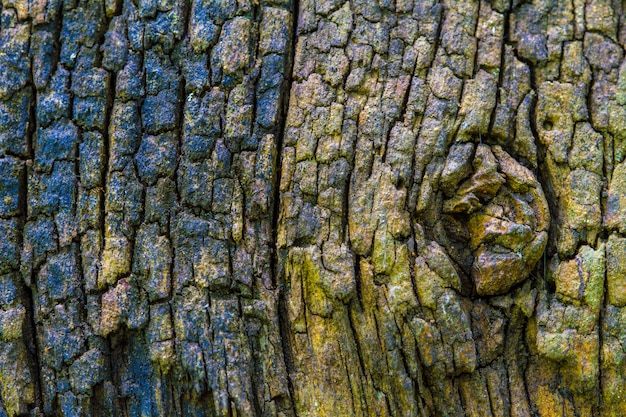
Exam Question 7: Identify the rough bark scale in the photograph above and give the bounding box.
[0,0,625,415]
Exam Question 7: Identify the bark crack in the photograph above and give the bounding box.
[273,0,300,415]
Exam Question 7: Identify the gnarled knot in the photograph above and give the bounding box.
[440,143,549,296]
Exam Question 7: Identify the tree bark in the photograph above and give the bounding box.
[0,0,625,415]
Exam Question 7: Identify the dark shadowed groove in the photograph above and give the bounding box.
[341,147,352,242]
[487,0,512,139]
[179,0,191,41]
[346,305,369,414]
[597,252,608,410]
[101,70,115,284]
[107,330,128,416]
[470,0,483,79]
[272,0,299,415]
[22,285,43,413]
[21,22,44,413]
[249,3,261,145]
[49,0,64,78]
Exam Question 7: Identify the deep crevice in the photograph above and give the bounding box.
[100,67,115,271]
[48,0,64,78]
[272,0,300,415]
[22,23,44,414]
[22,284,43,414]
[597,239,609,410]
[487,0,512,138]
[107,330,129,417]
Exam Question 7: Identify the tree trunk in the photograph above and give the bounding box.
[1,0,624,415]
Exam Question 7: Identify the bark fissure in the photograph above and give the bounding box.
[24,21,44,414]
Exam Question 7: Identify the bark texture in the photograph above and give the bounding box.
[1,0,625,416]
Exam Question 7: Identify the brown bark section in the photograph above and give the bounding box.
[0,0,625,416]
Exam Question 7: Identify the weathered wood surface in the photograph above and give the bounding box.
[1,0,625,415]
